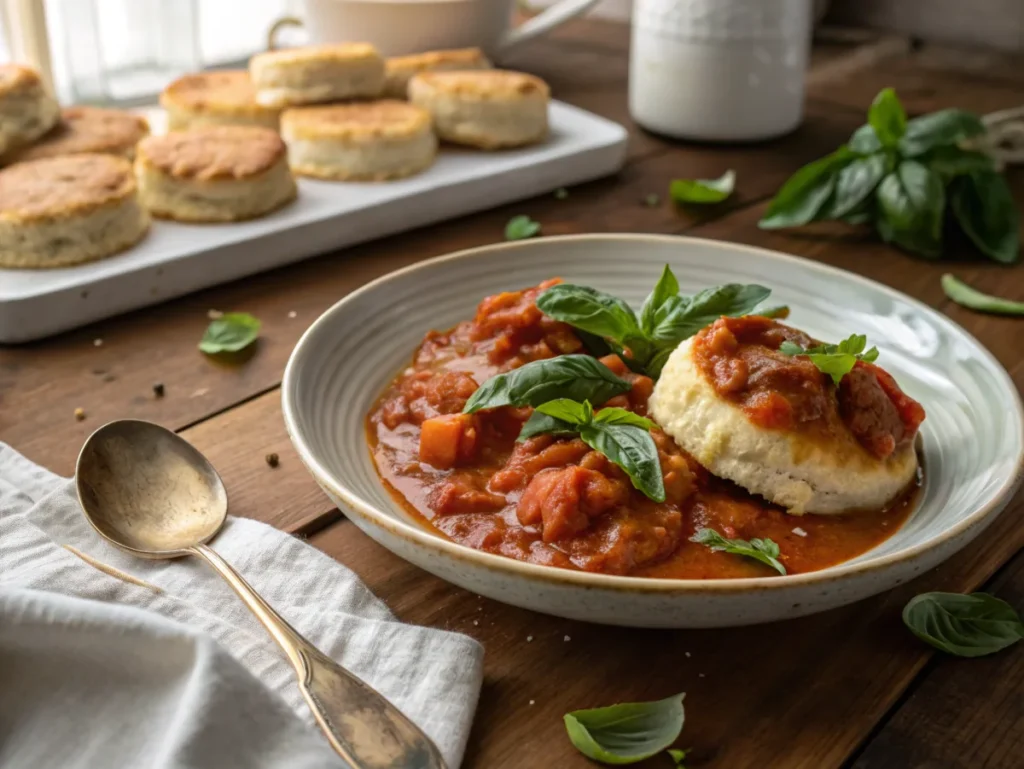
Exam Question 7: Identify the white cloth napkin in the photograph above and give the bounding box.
[0,443,483,769]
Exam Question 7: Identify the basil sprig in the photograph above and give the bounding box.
[903,592,1024,657]
[690,528,786,575]
[463,355,630,414]
[779,333,879,385]
[537,266,772,378]
[505,215,541,241]
[519,399,665,502]
[669,170,735,204]
[760,87,1020,263]
[199,312,261,354]
[564,693,685,765]
[941,273,1024,316]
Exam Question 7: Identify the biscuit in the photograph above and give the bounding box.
[249,43,385,108]
[161,70,280,131]
[134,126,297,223]
[0,154,149,269]
[408,69,549,149]
[281,100,437,181]
[383,47,492,99]
[0,64,60,156]
[3,106,149,164]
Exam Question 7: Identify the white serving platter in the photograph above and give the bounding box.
[0,100,627,343]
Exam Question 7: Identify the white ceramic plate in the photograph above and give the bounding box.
[282,234,1024,628]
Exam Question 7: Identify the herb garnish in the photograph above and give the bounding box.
[941,273,1024,316]
[760,87,1020,263]
[463,355,630,414]
[564,693,685,765]
[779,333,879,385]
[505,215,541,240]
[668,748,690,767]
[519,399,665,502]
[669,170,735,204]
[537,266,772,378]
[903,592,1024,657]
[199,312,261,354]
[690,528,787,575]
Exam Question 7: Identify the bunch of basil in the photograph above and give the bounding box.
[760,88,1020,264]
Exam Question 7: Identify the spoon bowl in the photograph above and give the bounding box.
[76,419,226,557]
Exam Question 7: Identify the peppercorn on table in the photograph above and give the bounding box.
[2,20,1022,769]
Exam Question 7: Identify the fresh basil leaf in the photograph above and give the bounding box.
[899,108,987,156]
[668,748,690,767]
[580,423,665,502]
[903,592,1024,657]
[867,87,907,146]
[755,304,790,319]
[594,408,655,430]
[651,284,772,342]
[777,340,805,356]
[669,170,735,204]
[827,153,887,219]
[517,411,577,442]
[690,528,786,575]
[537,284,641,342]
[645,346,676,380]
[875,161,945,258]
[536,398,592,425]
[640,265,680,336]
[759,147,853,229]
[950,170,1021,264]
[918,145,995,180]
[199,312,261,354]
[941,274,1024,316]
[780,334,878,385]
[564,693,685,765]
[849,124,882,154]
[463,355,630,413]
[505,215,541,241]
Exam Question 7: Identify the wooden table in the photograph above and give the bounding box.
[2,20,1022,769]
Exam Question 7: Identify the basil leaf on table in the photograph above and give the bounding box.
[941,274,1024,316]
[875,160,946,258]
[690,528,787,575]
[867,87,907,147]
[463,355,631,413]
[849,123,882,154]
[651,284,771,342]
[669,170,735,204]
[903,592,1024,657]
[564,693,685,765]
[949,170,1021,264]
[199,312,261,354]
[898,108,987,157]
[668,748,690,767]
[758,147,853,229]
[826,153,887,220]
[505,215,541,241]
[918,146,995,180]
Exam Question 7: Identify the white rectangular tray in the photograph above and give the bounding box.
[0,100,627,343]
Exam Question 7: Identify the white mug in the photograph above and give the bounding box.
[268,0,601,59]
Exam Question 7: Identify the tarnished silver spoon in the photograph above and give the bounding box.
[76,419,446,769]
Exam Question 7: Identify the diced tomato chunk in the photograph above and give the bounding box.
[419,413,479,469]
[517,466,629,543]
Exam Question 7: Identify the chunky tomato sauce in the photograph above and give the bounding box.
[367,282,919,579]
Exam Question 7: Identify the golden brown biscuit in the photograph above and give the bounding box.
[0,154,149,268]
[249,43,385,107]
[4,106,149,164]
[134,125,297,222]
[161,70,280,130]
[281,100,437,181]
[0,64,60,156]
[408,69,549,149]
[383,48,492,99]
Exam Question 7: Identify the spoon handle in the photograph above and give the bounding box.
[188,543,447,769]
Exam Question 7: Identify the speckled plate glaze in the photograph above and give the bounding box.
[282,234,1024,628]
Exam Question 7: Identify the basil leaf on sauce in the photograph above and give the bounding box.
[463,355,631,414]
[536,398,592,425]
[941,273,1024,316]
[779,333,879,386]
[754,304,790,319]
[517,411,577,442]
[690,528,787,575]
[903,592,1024,657]
[639,264,680,336]
[199,312,261,354]
[650,284,772,342]
[564,693,685,765]
[536,284,642,343]
[668,170,735,205]
[593,408,655,430]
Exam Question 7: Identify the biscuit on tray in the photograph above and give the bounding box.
[161,70,280,131]
[135,126,297,223]
[249,43,385,108]
[0,64,60,156]
[281,100,437,181]
[3,106,149,165]
[408,69,549,149]
[383,47,492,99]
[0,154,149,269]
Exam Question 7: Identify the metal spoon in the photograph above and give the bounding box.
[75,419,446,769]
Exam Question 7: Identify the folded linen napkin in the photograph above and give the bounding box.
[0,443,483,769]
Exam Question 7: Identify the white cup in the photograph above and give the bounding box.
[629,0,813,142]
[269,0,601,59]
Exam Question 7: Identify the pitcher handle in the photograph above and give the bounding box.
[267,15,305,50]
[497,0,602,55]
